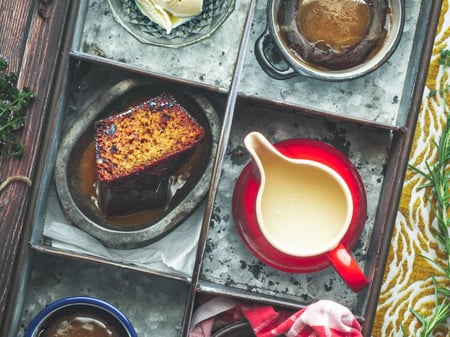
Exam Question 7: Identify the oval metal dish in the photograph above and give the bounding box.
[54,78,220,249]
[108,0,235,48]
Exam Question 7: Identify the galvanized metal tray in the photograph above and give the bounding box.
[73,0,428,126]
[3,0,442,337]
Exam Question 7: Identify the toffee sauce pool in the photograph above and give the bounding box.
[77,139,203,228]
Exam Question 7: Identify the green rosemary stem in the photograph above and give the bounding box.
[403,48,450,337]
[436,51,450,274]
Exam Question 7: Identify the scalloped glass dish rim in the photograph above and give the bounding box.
[107,0,236,48]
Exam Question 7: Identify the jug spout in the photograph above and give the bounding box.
[244,132,282,172]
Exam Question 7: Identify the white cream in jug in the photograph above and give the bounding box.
[259,160,350,256]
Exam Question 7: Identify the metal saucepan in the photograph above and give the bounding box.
[255,0,405,81]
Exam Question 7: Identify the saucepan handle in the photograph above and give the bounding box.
[254,24,298,80]
[326,242,368,292]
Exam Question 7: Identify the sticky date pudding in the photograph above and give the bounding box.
[95,92,205,216]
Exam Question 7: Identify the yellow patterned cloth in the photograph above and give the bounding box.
[372,1,450,336]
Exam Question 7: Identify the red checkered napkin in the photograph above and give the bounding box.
[242,300,362,337]
[190,297,362,337]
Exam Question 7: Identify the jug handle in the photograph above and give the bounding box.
[254,24,298,80]
[326,243,368,292]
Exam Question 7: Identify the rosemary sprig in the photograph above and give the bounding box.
[0,55,35,158]
[403,48,450,337]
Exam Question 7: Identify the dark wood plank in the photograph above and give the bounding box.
[0,0,71,327]
[0,1,33,71]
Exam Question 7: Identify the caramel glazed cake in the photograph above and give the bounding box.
[95,92,205,216]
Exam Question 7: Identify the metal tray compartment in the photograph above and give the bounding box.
[12,252,189,337]
[28,60,227,281]
[239,0,430,126]
[72,0,252,92]
[198,96,398,325]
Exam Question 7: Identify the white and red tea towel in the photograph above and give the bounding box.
[189,297,362,337]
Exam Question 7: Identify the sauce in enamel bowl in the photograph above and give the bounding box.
[37,305,128,337]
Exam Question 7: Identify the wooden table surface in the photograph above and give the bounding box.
[0,0,72,330]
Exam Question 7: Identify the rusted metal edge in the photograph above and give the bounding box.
[180,1,258,336]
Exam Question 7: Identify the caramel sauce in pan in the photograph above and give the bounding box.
[278,0,387,70]
[297,0,370,51]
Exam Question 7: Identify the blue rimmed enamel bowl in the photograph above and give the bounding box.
[24,296,137,337]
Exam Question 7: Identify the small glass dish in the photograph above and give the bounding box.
[108,0,236,48]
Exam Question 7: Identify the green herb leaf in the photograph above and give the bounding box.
[0,55,35,158]
[403,49,450,337]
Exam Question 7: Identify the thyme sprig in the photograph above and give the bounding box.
[403,48,450,337]
[0,55,35,158]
